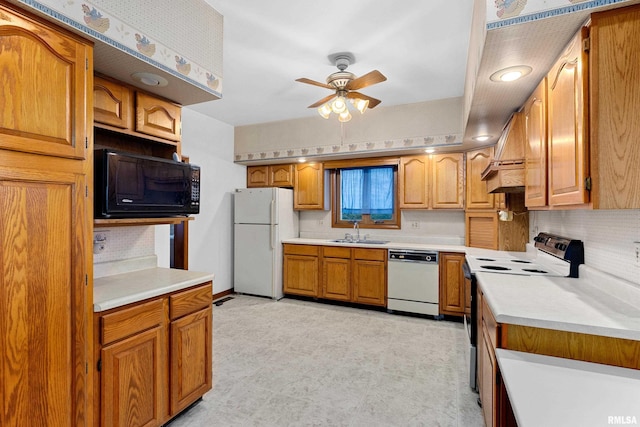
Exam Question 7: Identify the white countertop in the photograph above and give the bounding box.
[94,267,214,312]
[477,266,640,341]
[496,349,640,427]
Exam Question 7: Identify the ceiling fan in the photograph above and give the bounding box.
[296,52,387,122]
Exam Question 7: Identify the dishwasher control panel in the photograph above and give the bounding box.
[388,250,438,263]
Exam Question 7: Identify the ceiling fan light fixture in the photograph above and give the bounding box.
[352,98,369,114]
[317,103,332,119]
[331,96,347,114]
[338,109,352,123]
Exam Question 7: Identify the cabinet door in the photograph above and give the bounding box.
[0,4,90,159]
[322,257,351,301]
[135,92,182,142]
[101,326,167,427]
[94,77,132,129]
[294,163,325,209]
[247,166,269,187]
[0,153,90,426]
[480,325,496,427]
[524,78,548,208]
[399,155,429,208]
[466,148,496,209]
[432,153,464,209]
[547,29,589,206]
[439,252,465,315]
[283,254,319,297]
[170,307,212,415]
[352,260,386,306]
[465,211,498,250]
[270,164,294,187]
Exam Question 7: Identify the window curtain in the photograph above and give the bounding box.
[341,167,394,218]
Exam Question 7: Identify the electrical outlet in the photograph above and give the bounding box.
[318,219,324,226]
[635,242,640,266]
[411,221,420,229]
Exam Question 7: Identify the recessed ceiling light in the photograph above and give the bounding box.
[424,148,435,154]
[489,66,532,83]
[131,72,168,87]
[298,158,306,163]
[473,135,492,142]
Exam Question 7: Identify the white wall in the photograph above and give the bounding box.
[531,209,640,285]
[155,108,246,294]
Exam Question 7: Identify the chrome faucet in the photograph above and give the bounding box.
[353,221,360,241]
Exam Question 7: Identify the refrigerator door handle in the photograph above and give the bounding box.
[270,199,276,250]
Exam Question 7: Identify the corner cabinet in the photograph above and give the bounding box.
[94,282,212,427]
[399,153,464,209]
[0,4,93,425]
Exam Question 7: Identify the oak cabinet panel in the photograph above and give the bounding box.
[399,154,464,209]
[135,92,182,142]
[94,76,132,129]
[465,211,498,250]
[432,153,465,209]
[247,164,294,188]
[352,257,386,307]
[466,147,496,210]
[524,78,548,208]
[283,245,320,297]
[294,163,327,209]
[547,29,589,207]
[0,3,90,160]
[101,326,167,427]
[322,256,352,301]
[439,252,465,316]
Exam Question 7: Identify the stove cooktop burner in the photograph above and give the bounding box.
[510,259,532,264]
[476,258,495,261]
[522,269,548,274]
[480,265,511,271]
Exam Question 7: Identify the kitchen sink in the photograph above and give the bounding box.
[329,239,390,245]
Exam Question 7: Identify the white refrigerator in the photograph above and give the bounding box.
[233,188,299,300]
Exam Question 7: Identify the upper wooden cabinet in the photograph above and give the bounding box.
[466,147,496,210]
[399,153,464,209]
[0,3,91,160]
[93,75,182,146]
[589,5,640,209]
[135,92,182,142]
[294,163,328,210]
[247,164,294,188]
[524,78,548,208]
[94,76,132,129]
[547,28,589,207]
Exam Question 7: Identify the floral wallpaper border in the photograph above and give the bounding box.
[17,0,222,97]
[488,0,630,28]
[234,133,463,163]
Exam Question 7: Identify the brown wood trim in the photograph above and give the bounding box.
[503,324,640,370]
[95,217,193,227]
[212,288,234,302]
[323,156,400,169]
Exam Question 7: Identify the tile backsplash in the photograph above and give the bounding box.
[93,226,155,263]
[531,209,640,285]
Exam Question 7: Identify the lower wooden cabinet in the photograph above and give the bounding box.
[284,244,387,307]
[94,282,212,427]
[438,252,466,316]
[283,244,320,297]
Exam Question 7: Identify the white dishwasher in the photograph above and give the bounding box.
[387,249,440,316]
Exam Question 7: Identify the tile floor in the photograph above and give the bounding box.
[168,295,484,427]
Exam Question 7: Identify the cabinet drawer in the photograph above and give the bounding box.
[483,298,500,349]
[353,248,386,261]
[323,246,351,258]
[284,244,320,256]
[101,299,165,345]
[170,282,212,321]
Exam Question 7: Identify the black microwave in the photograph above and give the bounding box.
[94,149,200,218]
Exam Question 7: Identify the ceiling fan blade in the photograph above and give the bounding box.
[345,70,387,91]
[308,93,337,108]
[296,77,333,90]
[346,92,382,109]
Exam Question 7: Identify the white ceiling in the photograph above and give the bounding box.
[190,0,475,127]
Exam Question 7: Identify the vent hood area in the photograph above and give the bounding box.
[9,0,223,106]
[481,112,526,193]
